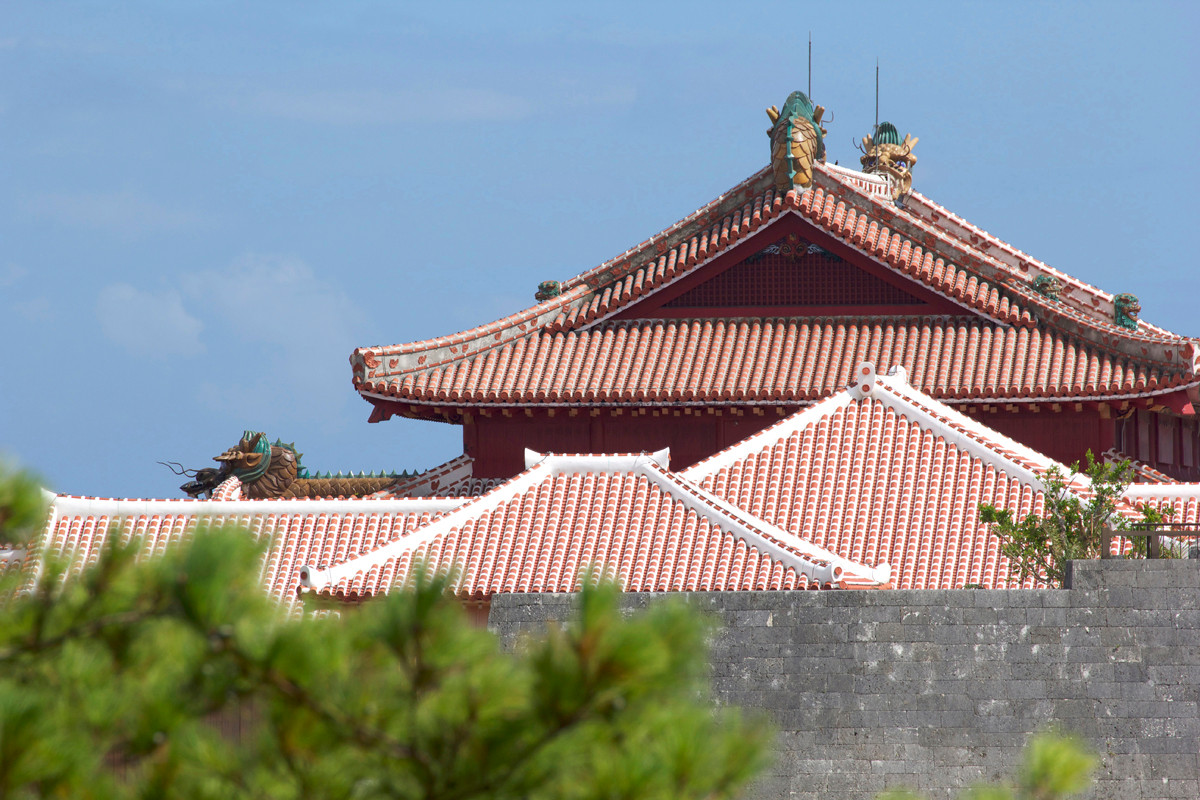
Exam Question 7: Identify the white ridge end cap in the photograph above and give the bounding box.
[854,362,877,397]
[648,447,670,469]
[524,448,547,469]
[298,565,324,590]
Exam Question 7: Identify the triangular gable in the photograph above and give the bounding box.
[613,215,962,320]
[298,450,888,600]
[681,362,1144,590]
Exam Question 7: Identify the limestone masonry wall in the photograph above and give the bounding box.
[489,560,1199,800]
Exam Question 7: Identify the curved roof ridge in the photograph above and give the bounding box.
[903,188,1178,338]
[561,166,774,293]
[354,158,1198,402]
[351,167,777,375]
[811,163,1196,362]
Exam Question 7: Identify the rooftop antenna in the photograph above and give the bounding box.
[807,33,812,98]
[874,59,880,138]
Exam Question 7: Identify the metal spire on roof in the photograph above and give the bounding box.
[874,59,879,138]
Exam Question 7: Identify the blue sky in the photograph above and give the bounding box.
[2,1,1198,498]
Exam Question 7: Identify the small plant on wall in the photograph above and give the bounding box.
[979,452,1172,587]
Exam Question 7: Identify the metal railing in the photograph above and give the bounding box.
[1101,523,1200,560]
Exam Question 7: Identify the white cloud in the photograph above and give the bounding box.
[26,190,210,236]
[96,284,204,357]
[182,254,362,417]
[182,253,356,345]
[228,86,533,125]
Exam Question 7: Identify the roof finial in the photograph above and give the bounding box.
[874,58,879,139]
[765,91,827,195]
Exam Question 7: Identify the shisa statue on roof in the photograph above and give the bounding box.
[860,121,918,203]
[767,91,827,195]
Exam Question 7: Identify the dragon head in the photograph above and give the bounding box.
[214,431,271,482]
[535,280,561,302]
[766,91,827,194]
[1113,293,1141,330]
[860,122,918,203]
[1032,274,1062,301]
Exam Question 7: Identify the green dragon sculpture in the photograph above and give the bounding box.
[535,280,561,302]
[171,432,407,499]
[1032,274,1062,301]
[1114,293,1140,330]
[860,121,918,203]
[767,91,827,195]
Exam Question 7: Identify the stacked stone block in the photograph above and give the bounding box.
[489,560,1199,800]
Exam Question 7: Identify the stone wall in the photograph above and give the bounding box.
[488,560,1199,799]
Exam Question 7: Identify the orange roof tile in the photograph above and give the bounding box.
[354,162,1198,411]
[356,316,1187,407]
[28,494,464,608]
[298,450,886,600]
[1124,483,1200,524]
[681,362,1146,589]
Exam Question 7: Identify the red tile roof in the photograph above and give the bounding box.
[1123,483,1200,555]
[25,452,887,607]
[27,494,464,608]
[1124,483,1200,524]
[680,362,1147,589]
[298,450,886,600]
[356,316,1186,408]
[1103,449,1181,485]
[354,162,1199,413]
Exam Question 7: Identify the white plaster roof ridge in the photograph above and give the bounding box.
[680,390,857,481]
[300,461,556,593]
[869,364,1145,518]
[527,448,671,473]
[871,364,1062,492]
[48,493,468,519]
[385,453,475,497]
[639,462,888,586]
[822,161,889,185]
[1123,483,1200,500]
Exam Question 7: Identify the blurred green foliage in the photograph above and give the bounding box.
[0,471,772,800]
[878,731,1096,800]
[0,459,47,546]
